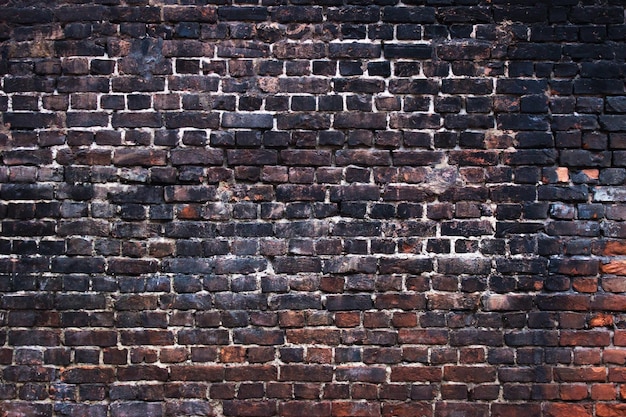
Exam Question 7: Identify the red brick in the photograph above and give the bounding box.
[224,365,277,381]
[334,312,360,327]
[223,400,276,417]
[609,367,626,382]
[604,349,626,364]
[332,402,380,417]
[382,402,432,417]
[560,330,611,346]
[286,329,341,345]
[398,329,448,344]
[443,366,496,383]
[280,401,331,417]
[572,277,598,293]
[390,366,442,382]
[596,403,626,417]
[61,367,115,383]
[280,365,333,382]
[554,367,606,382]
[492,404,541,417]
[590,313,614,327]
[543,403,593,417]
[591,383,617,400]
[592,295,626,311]
[169,365,224,381]
[559,384,589,400]
[434,402,488,417]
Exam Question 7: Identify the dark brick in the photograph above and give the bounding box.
[384,44,433,59]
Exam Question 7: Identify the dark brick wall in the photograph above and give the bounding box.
[1,0,626,415]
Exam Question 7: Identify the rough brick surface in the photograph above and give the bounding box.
[0,1,625,415]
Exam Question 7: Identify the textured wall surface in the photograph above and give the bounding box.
[1,0,626,416]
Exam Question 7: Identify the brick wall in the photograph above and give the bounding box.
[1,0,626,416]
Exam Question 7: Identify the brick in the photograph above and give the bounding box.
[390,114,441,130]
[65,330,117,347]
[596,403,626,417]
[280,365,333,382]
[164,112,220,129]
[389,79,438,94]
[398,329,448,344]
[329,43,381,59]
[331,402,381,417]
[170,149,224,166]
[274,42,326,59]
[113,149,167,167]
[0,403,52,417]
[222,113,273,129]
[554,367,606,382]
[384,44,433,59]
[326,295,372,311]
[110,402,163,417]
[61,367,115,384]
[286,329,340,345]
[3,113,62,130]
[438,40,491,60]
[493,404,541,417]
[275,114,330,130]
[163,5,216,22]
[336,150,390,166]
[382,403,432,417]
[3,365,55,382]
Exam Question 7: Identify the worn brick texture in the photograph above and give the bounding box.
[0,0,626,416]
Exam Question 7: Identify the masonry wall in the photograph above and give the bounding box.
[1,0,626,416]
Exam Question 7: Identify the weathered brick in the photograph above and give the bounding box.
[223,401,276,417]
[329,43,381,59]
[164,112,220,129]
[222,113,273,129]
[279,365,333,382]
[0,2,623,412]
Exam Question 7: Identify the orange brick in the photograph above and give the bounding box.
[603,349,626,365]
[220,346,246,363]
[159,347,189,363]
[603,240,626,256]
[306,347,332,364]
[574,348,602,365]
[597,403,626,417]
[591,383,617,400]
[279,311,306,327]
[560,384,588,400]
[615,330,626,346]
[589,313,614,327]
[602,260,626,275]
[544,403,592,417]
[331,401,380,417]
[573,277,598,293]
[334,312,360,328]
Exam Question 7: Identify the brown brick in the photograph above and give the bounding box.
[597,403,626,417]
[280,402,331,417]
[543,403,593,417]
[493,404,541,417]
[286,329,341,345]
[554,367,606,382]
[331,402,381,417]
[390,366,442,382]
[170,365,224,381]
[223,400,276,417]
[560,330,611,346]
[443,366,496,383]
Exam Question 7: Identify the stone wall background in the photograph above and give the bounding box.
[1,0,626,416]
